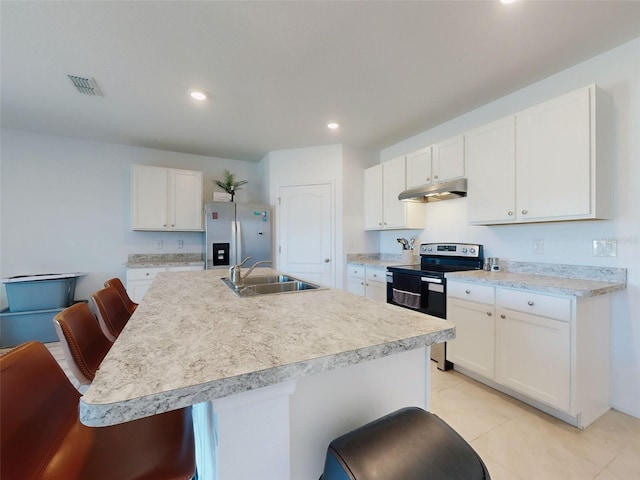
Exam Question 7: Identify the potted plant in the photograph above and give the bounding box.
[214,170,248,202]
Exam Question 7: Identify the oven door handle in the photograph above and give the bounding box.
[421,277,443,284]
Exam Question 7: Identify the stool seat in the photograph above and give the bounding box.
[321,407,490,480]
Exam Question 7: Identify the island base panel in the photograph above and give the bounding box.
[197,346,430,480]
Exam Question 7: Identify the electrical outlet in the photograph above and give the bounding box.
[177,240,184,249]
[592,239,617,257]
[533,239,544,254]
[156,240,163,250]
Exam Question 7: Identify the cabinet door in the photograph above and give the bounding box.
[382,156,406,229]
[406,147,432,189]
[364,165,383,230]
[131,165,168,229]
[497,309,571,411]
[169,169,203,230]
[516,87,591,221]
[346,276,365,296]
[432,134,465,182]
[447,298,495,378]
[466,117,516,224]
[365,279,387,303]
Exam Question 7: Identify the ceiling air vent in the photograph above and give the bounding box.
[67,75,103,97]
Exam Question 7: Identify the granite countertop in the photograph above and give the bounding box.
[446,268,626,297]
[123,253,204,268]
[346,253,418,268]
[80,268,454,427]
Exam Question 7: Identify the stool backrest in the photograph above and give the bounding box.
[104,277,138,315]
[54,302,113,386]
[91,285,132,342]
[0,341,80,479]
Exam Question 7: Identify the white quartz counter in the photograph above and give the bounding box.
[80,269,454,427]
[446,269,626,297]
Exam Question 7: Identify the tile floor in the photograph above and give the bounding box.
[429,362,640,480]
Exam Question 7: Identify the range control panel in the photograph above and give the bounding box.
[419,243,483,258]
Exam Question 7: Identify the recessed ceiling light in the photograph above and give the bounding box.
[500,0,516,4]
[327,122,340,129]
[189,90,207,101]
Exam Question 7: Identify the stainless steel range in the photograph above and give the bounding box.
[386,242,484,370]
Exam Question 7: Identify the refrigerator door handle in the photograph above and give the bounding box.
[230,220,237,265]
[236,220,242,264]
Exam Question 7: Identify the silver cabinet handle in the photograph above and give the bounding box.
[507,211,514,216]
[426,177,431,182]
[527,300,534,306]
[522,210,528,215]
[486,312,492,316]
[500,314,506,319]
[324,258,330,263]
[465,289,471,294]
[434,175,439,179]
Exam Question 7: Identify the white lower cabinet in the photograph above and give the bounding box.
[497,308,571,411]
[126,265,204,303]
[447,297,495,379]
[447,280,611,428]
[346,264,387,302]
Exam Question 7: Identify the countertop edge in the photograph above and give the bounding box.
[79,326,455,427]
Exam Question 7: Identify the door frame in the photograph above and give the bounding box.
[276,182,336,287]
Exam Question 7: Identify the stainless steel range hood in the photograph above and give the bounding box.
[398,178,467,203]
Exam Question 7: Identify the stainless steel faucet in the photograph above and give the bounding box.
[229,257,272,286]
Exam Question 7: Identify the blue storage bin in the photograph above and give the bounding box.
[0,307,63,348]
[2,273,85,312]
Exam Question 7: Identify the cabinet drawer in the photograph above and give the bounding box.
[497,289,571,322]
[448,281,495,304]
[366,267,386,283]
[347,265,365,279]
[126,267,166,281]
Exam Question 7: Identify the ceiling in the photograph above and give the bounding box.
[2,1,640,162]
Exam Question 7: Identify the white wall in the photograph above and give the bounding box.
[379,38,640,418]
[0,129,262,305]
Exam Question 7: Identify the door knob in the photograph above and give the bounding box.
[324,258,330,263]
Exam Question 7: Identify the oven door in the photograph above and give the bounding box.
[387,272,446,318]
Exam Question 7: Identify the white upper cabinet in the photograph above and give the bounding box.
[466,116,516,223]
[431,134,465,183]
[131,165,203,231]
[405,147,432,189]
[364,157,424,230]
[405,136,465,190]
[467,85,610,225]
[382,156,408,229]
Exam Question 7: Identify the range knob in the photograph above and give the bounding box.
[462,248,468,253]
[426,246,433,252]
[469,247,476,254]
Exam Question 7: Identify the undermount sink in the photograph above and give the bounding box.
[221,275,324,297]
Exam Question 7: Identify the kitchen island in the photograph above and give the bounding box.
[80,269,454,479]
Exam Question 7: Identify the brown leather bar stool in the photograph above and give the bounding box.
[104,277,138,315]
[320,407,491,480]
[0,341,196,480]
[53,302,113,388]
[91,285,133,341]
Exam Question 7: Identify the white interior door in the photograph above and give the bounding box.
[278,184,334,287]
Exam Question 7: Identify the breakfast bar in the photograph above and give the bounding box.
[80,269,454,479]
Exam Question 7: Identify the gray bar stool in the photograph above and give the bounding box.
[320,407,490,480]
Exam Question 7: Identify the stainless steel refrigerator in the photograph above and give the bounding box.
[204,202,271,269]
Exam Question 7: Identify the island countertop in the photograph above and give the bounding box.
[80,269,454,427]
